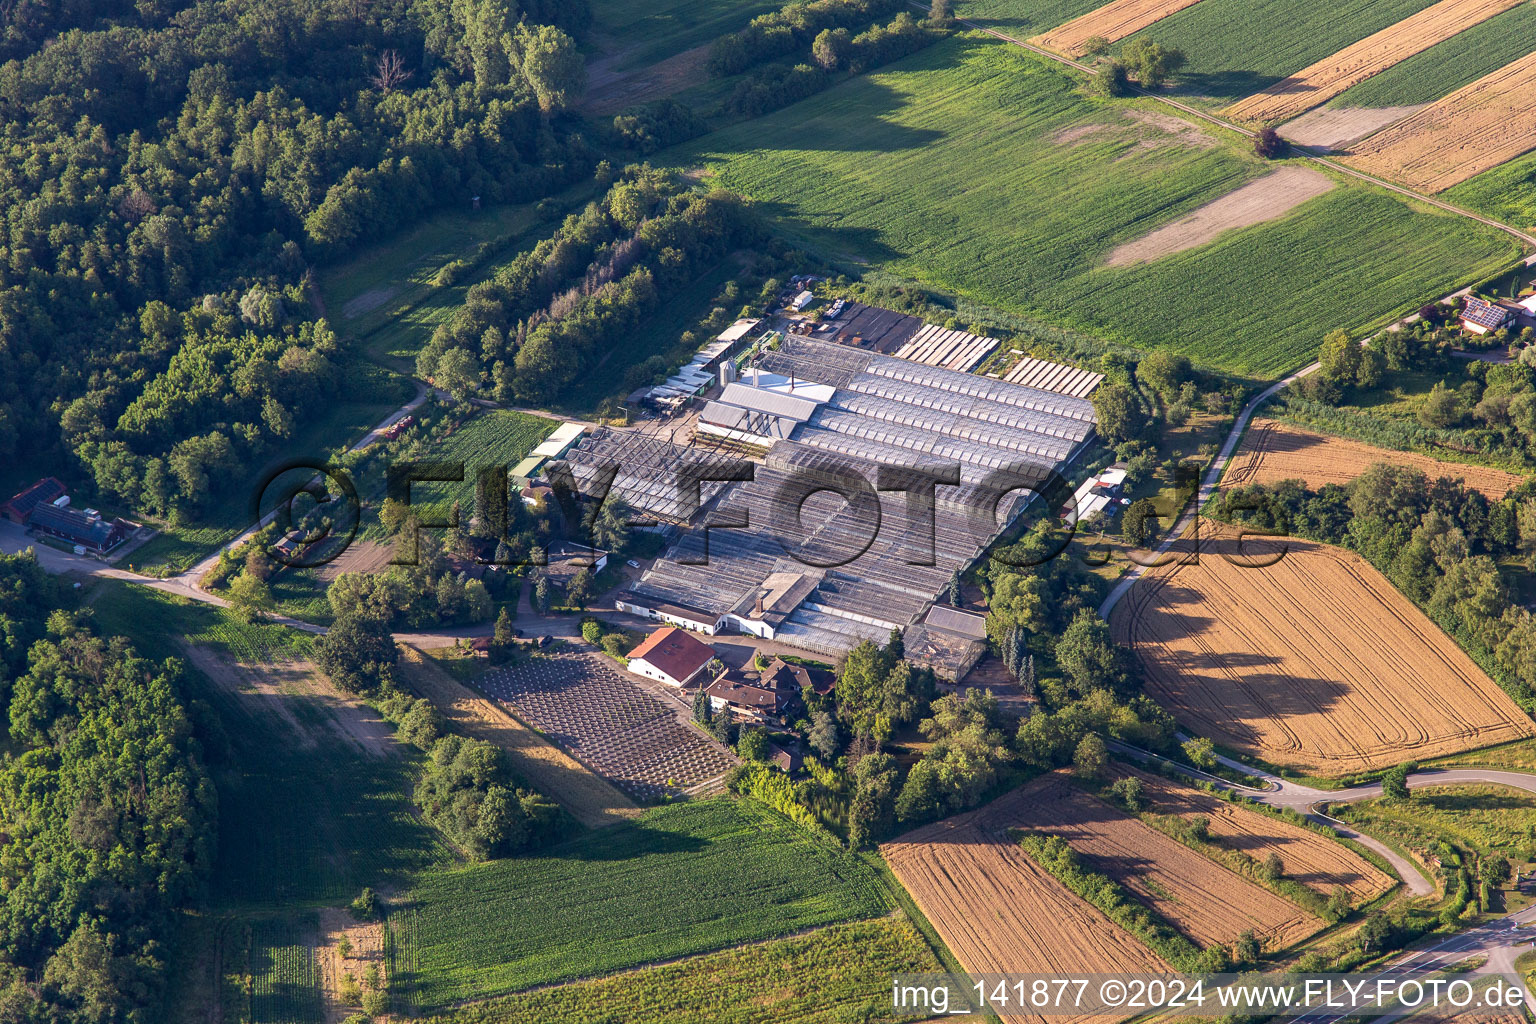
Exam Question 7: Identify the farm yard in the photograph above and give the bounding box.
[681,36,1521,376]
[1006,773,1322,949]
[883,799,1168,1024]
[1030,0,1209,57]
[1110,521,1535,775]
[1345,49,1536,191]
[387,799,890,1012]
[395,646,642,827]
[478,648,737,800]
[421,919,949,1024]
[1125,768,1394,901]
[1223,0,1525,124]
[1224,418,1526,498]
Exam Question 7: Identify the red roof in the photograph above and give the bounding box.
[627,626,713,683]
[3,477,65,522]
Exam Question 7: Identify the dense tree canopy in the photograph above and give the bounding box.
[0,0,593,520]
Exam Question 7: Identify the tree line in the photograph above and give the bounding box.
[0,553,216,1023]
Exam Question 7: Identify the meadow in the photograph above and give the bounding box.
[430,919,944,1024]
[388,798,891,1011]
[1118,0,1443,103]
[1330,785,1536,862]
[319,185,593,367]
[953,0,1102,39]
[1332,3,1536,108]
[589,0,786,70]
[91,583,454,909]
[682,35,1520,377]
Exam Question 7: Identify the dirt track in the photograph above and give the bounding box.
[1110,520,1534,775]
[1005,774,1320,950]
[1345,48,1536,191]
[1225,0,1525,123]
[1225,418,1525,498]
[1124,767,1392,901]
[1106,167,1334,266]
[1030,0,1208,56]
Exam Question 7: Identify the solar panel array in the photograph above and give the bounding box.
[893,323,999,372]
[1001,355,1105,398]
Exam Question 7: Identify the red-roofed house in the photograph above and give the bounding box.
[3,478,66,524]
[625,626,715,688]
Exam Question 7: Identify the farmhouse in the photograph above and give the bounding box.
[1461,296,1518,335]
[2,477,65,523]
[570,335,1100,658]
[625,626,715,687]
[705,674,790,721]
[30,501,130,553]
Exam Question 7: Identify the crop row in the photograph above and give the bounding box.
[392,799,890,1010]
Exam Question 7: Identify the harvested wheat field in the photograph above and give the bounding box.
[1111,520,1534,775]
[1225,418,1525,498]
[884,800,1167,1024]
[1225,0,1525,123]
[1124,767,1393,901]
[1009,773,1321,949]
[1105,168,1334,265]
[396,646,640,827]
[1279,104,1427,150]
[1030,0,1208,55]
[1345,48,1536,191]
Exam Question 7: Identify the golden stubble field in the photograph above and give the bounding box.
[1225,418,1525,499]
[1345,48,1536,191]
[1007,773,1322,949]
[1030,0,1208,56]
[1111,520,1534,775]
[1124,767,1393,901]
[884,793,1168,1024]
[1225,0,1525,123]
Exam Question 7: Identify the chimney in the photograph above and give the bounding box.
[753,589,765,618]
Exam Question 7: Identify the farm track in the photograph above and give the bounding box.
[941,11,1536,249]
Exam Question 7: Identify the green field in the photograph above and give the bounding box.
[406,409,559,520]
[320,188,591,367]
[1118,0,1442,103]
[91,583,453,908]
[1331,785,1536,862]
[243,917,326,1024]
[1333,6,1536,109]
[951,0,1101,39]
[680,35,1521,377]
[589,0,785,70]
[1448,151,1536,233]
[429,919,940,1024]
[389,799,890,1011]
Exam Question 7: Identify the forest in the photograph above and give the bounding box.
[0,0,592,522]
[0,554,216,1023]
